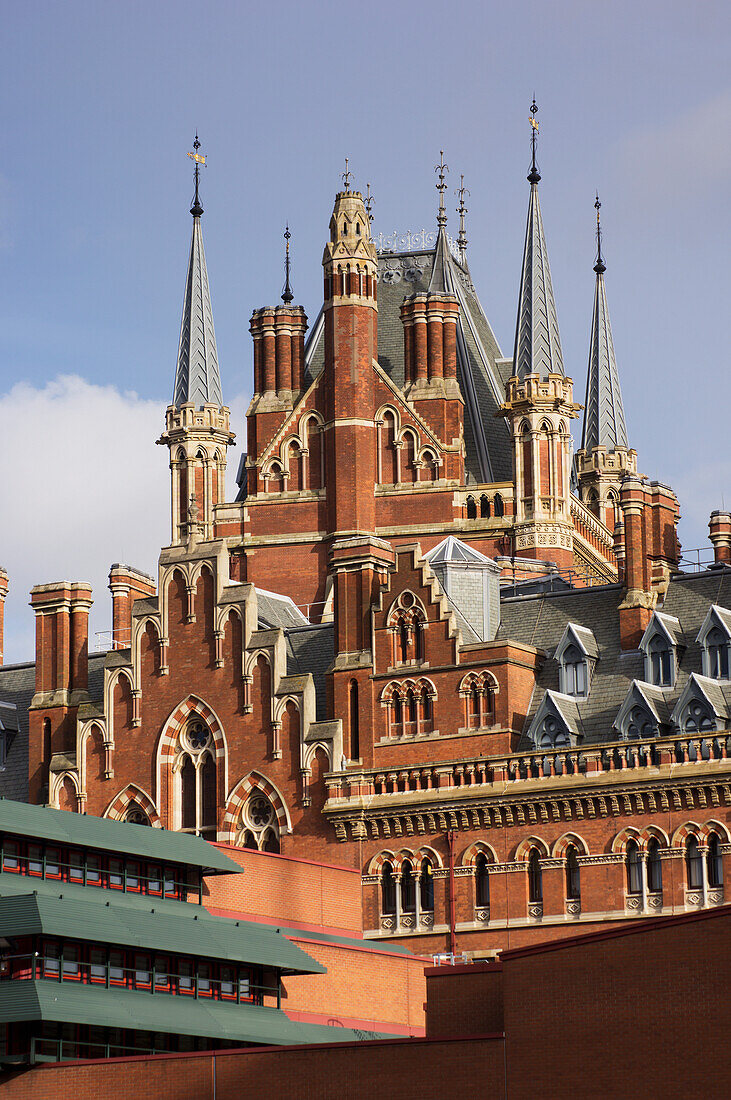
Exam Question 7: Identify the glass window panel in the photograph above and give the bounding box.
[68,849,83,881]
[87,854,101,883]
[45,848,60,877]
[109,858,123,888]
[134,954,150,984]
[28,845,42,875]
[90,948,106,981]
[3,840,19,871]
[127,861,140,891]
[62,944,79,977]
[109,950,124,982]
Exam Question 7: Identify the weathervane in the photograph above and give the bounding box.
[282,224,294,304]
[435,151,449,227]
[456,174,470,262]
[594,193,606,274]
[528,99,541,185]
[365,182,374,223]
[342,157,353,191]
[188,133,206,216]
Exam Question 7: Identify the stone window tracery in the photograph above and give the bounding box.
[383,678,436,738]
[705,627,730,680]
[460,672,495,730]
[240,793,280,853]
[378,855,435,933]
[388,592,427,667]
[682,699,715,734]
[175,718,217,840]
[624,704,658,741]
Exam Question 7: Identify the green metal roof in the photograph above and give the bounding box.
[0,880,325,975]
[0,980,386,1046]
[0,799,241,874]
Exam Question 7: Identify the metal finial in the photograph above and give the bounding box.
[282,224,294,304]
[435,151,449,228]
[342,158,353,191]
[528,99,541,185]
[187,134,206,217]
[455,174,470,262]
[365,183,374,223]
[594,193,606,274]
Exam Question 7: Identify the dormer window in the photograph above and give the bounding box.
[706,628,730,679]
[649,635,673,687]
[682,700,715,733]
[562,644,587,697]
[555,624,597,699]
[537,715,571,749]
[527,692,577,749]
[640,613,682,689]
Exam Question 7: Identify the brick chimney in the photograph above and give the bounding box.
[618,478,653,650]
[709,511,731,565]
[108,564,157,649]
[0,567,8,666]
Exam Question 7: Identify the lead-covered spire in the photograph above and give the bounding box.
[172,136,223,409]
[581,196,628,452]
[512,101,564,379]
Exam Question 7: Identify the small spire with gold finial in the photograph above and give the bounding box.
[365,182,374,223]
[528,98,541,185]
[435,151,449,228]
[342,157,353,192]
[594,193,606,274]
[187,133,206,217]
[456,174,470,263]
[282,224,294,303]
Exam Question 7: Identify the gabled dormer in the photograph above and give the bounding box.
[613,680,670,740]
[670,674,731,734]
[554,624,598,699]
[696,605,731,681]
[639,611,684,689]
[527,690,581,749]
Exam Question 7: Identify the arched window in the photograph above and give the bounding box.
[406,689,418,733]
[707,834,723,888]
[422,451,438,482]
[268,462,284,492]
[403,432,417,484]
[493,493,504,518]
[469,684,481,728]
[626,840,642,895]
[480,495,491,518]
[565,846,580,900]
[626,705,657,740]
[241,793,279,853]
[177,718,216,837]
[562,644,588,697]
[684,700,715,733]
[686,836,703,889]
[587,490,600,519]
[414,618,424,661]
[466,496,477,520]
[400,860,415,913]
[475,853,490,910]
[537,715,570,750]
[125,803,150,827]
[419,859,434,912]
[399,619,409,664]
[649,635,673,687]
[464,674,494,730]
[349,679,359,760]
[390,690,403,737]
[181,757,196,830]
[528,849,542,903]
[43,718,52,769]
[706,627,730,680]
[381,863,396,915]
[420,685,433,733]
[647,838,663,893]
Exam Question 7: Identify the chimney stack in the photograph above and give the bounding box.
[108,564,157,649]
[709,511,731,565]
[0,568,8,666]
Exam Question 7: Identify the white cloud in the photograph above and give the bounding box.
[615,90,731,208]
[0,376,249,663]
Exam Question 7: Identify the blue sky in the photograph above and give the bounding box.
[1,0,729,659]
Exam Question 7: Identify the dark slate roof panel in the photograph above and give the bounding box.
[285,624,334,720]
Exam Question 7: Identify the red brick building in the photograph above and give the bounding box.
[1,119,730,968]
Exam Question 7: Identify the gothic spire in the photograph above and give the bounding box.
[172,136,223,409]
[456,175,469,265]
[281,224,294,304]
[512,101,564,379]
[429,152,452,293]
[581,196,628,452]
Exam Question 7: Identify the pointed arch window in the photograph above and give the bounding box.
[625,704,658,741]
[125,804,150,827]
[240,792,280,853]
[466,496,477,520]
[400,860,415,913]
[565,846,580,901]
[176,717,217,839]
[480,495,491,518]
[419,858,434,913]
[683,700,715,734]
[462,672,495,731]
[421,684,433,733]
[493,493,504,518]
[647,838,663,893]
[626,840,642,895]
[707,834,723,888]
[648,634,673,687]
[561,644,588,697]
[685,836,703,890]
[528,849,542,903]
[706,627,730,680]
[537,714,570,750]
[475,853,490,911]
[381,862,396,915]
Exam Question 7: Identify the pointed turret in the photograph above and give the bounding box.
[501,103,579,571]
[512,102,564,379]
[581,196,628,453]
[158,137,234,544]
[172,137,223,408]
[576,197,637,532]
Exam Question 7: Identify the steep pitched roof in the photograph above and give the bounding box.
[512,181,564,379]
[581,261,628,452]
[172,211,223,409]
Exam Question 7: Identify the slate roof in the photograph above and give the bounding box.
[256,588,309,629]
[498,565,731,747]
[581,262,628,452]
[303,242,513,485]
[172,210,223,409]
[285,624,334,721]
